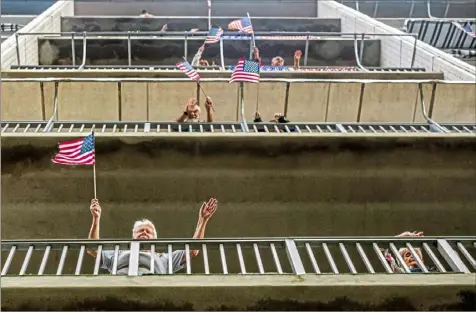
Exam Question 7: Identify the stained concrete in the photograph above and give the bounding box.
[2,137,476,240]
[61,17,341,33]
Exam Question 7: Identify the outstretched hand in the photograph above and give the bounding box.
[397,231,424,237]
[199,198,218,221]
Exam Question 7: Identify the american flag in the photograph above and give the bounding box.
[229,57,260,83]
[228,18,253,34]
[52,133,95,165]
[204,27,223,44]
[176,59,200,81]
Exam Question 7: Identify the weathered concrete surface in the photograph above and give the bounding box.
[341,0,476,18]
[2,137,476,241]
[37,38,381,67]
[74,0,319,17]
[61,17,341,33]
[2,276,476,310]
[2,81,471,122]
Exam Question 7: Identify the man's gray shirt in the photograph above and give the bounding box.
[100,250,186,275]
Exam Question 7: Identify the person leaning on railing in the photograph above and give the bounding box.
[252,47,302,69]
[87,198,218,275]
[383,231,436,273]
[177,97,215,123]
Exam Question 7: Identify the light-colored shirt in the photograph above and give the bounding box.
[100,250,186,275]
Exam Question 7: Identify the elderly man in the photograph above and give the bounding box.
[177,96,215,123]
[87,198,218,275]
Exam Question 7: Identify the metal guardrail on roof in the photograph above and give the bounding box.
[14,31,419,72]
[1,237,475,277]
[404,19,476,50]
[1,121,475,135]
[9,65,427,72]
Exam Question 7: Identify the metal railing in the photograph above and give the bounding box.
[340,0,475,19]
[14,31,419,71]
[1,237,475,276]
[2,121,475,135]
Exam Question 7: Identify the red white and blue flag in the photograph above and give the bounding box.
[176,59,201,81]
[453,22,476,37]
[229,57,260,83]
[52,132,95,165]
[204,26,223,44]
[228,17,253,34]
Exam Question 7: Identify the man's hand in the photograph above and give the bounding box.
[161,24,168,32]
[253,47,260,59]
[190,28,199,33]
[199,198,218,221]
[90,199,101,220]
[294,50,302,60]
[205,96,214,110]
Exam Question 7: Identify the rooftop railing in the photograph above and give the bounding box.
[14,31,419,71]
[2,237,475,277]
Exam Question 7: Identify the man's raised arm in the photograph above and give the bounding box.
[183,198,218,263]
[87,199,101,257]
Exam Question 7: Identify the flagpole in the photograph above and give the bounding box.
[208,0,212,30]
[93,163,97,199]
[197,82,215,112]
[240,82,249,132]
[246,12,256,48]
[219,37,225,70]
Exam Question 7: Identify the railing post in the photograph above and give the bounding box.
[71,33,76,66]
[128,241,140,276]
[15,33,21,65]
[285,239,305,275]
[184,32,188,61]
[437,239,470,273]
[127,31,132,66]
[304,34,309,66]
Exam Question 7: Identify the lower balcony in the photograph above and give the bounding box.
[1,237,475,310]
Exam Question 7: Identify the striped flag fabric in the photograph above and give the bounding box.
[52,133,95,165]
[176,59,200,81]
[229,57,260,83]
[228,17,253,34]
[204,26,223,44]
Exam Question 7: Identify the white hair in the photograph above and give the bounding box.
[132,219,157,238]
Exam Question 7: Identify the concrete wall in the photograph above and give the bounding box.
[61,17,341,32]
[1,80,475,123]
[74,0,319,17]
[37,37,381,67]
[340,0,476,18]
[2,137,476,241]
[0,1,74,69]
[318,1,476,81]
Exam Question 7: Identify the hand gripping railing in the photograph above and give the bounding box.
[1,237,474,277]
[14,31,419,70]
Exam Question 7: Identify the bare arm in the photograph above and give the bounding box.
[205,96,215,122]
[177,112,188,122]
[87,199,101,257]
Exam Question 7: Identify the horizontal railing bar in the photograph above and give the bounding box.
[2,237,474,250]
[16,31,419,37]
[1,78,472,84]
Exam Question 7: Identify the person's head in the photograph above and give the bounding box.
[399,248,423,267]
[271,56,284,66]
[141,9,148,15]
[185,98,201,121]
[132,219,157,239]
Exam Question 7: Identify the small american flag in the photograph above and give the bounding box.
[228,18,253,34]
[205,27,223,44]
[453,22,476,37]
[52,133,95,165]
[176,59,200,81]
[229,57,260,83]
